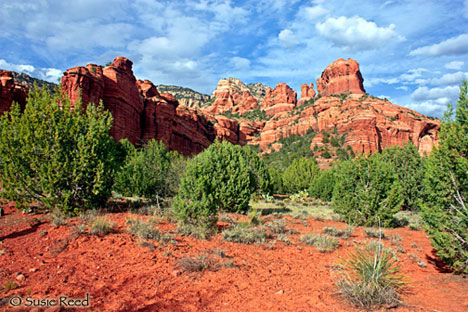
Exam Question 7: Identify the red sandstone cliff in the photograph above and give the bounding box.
[0,70,28,114]
[317,58,365,96]
[1,57,440,159]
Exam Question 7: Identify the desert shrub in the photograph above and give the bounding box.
[337,242,405,309]
[323,226,354,238]
[242,145,273,195]
[266,220,290,234]
[175,223,215,240]
[421,80,468,273]
[309,169,335,201]
[114,139,185,199]
[381,143,425,211]
[283,157,320,193]
[89,216,114,235]
[364,227,385,239]
[268,166,284,194]
[176,253,221,272]
[300,233,339,252]
[0,86,117,215]
[222,223,267,244]
[127,218,173,242]
[332,154,403,227]
[174,140,256,227]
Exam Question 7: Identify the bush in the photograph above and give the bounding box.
[283,157,320,194]
[0,86,117,215]
[174,140,256,227]
[242,145,273,195]
[222,223,267,244]
[309,169,335,201]
[114,139,185,199]
[268,166,284,194]
[89,216,114,235]
[332,154,403,227]
[381,143,425,211]
[337,242,405,309]
[300,233,339,252]
[421,80,468,273]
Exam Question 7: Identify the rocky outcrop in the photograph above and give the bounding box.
[2,56,440,161]
[261,83,297,117]
[259,95,439,156]
[317,58,365,96]
[0,70,28,114]
[298,83,316,107]
[61,64,104,110]
[156,85,210,109]
[205,78,258,115]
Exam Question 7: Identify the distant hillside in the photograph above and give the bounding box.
[156,85,211,108]
[9,71,57,92]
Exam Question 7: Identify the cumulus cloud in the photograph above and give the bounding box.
[230,57,251,70]
[409,34,468,56]
[411,85,460,101]
[445,61,464,70]
[278,29,298,48]
[303,5,328,20]
[400,68,428,82]
[316,16,404,51]
[365,77,399,87]
[0,59,62,82]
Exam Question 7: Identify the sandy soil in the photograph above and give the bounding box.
[1,202,467,312]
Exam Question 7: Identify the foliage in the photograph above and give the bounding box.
[262,129,317,171]
[337,242,405,309]
[0,86,117,215]
[322,226,354,238]
[309,169,335,201]
[242,145,273,194]
[113,139,185,199]
[222,223,267,244]
[283,157,320,194]
[332,153,403,227]
[381,143,425,211]
[421,80,468,273]
[89,216,115,235]
[268,166,284,194]
[174,140,256,227]
[300,233,339,252]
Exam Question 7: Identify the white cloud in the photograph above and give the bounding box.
[230,57,251,70]
[303,5,328,20]
[316,16,404,51]
[409,34,468,56]
[411,85,460,101]
[278,29,298,48]
[366,77,399,87]
[400,68,428,82]
[0,59,35,73]
[0,59,61,83]
[429,71,468,86]
[445,61,464,70]
[397,86,409,91]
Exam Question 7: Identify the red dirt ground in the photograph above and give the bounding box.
[1,202,467,312]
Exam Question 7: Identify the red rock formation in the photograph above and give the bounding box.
[0,70,28,114]
[61,64,104,109]
[259,95,439,156]
[301,83,316,98]
[261,83,297,116]
[206,78,258,115]
[298,83,316,107]
[317,58,365,96]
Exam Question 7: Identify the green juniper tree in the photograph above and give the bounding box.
[421,80,468,273]
[0,86,117,215]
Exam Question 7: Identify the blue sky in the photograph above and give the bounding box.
[1,0,467,118]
